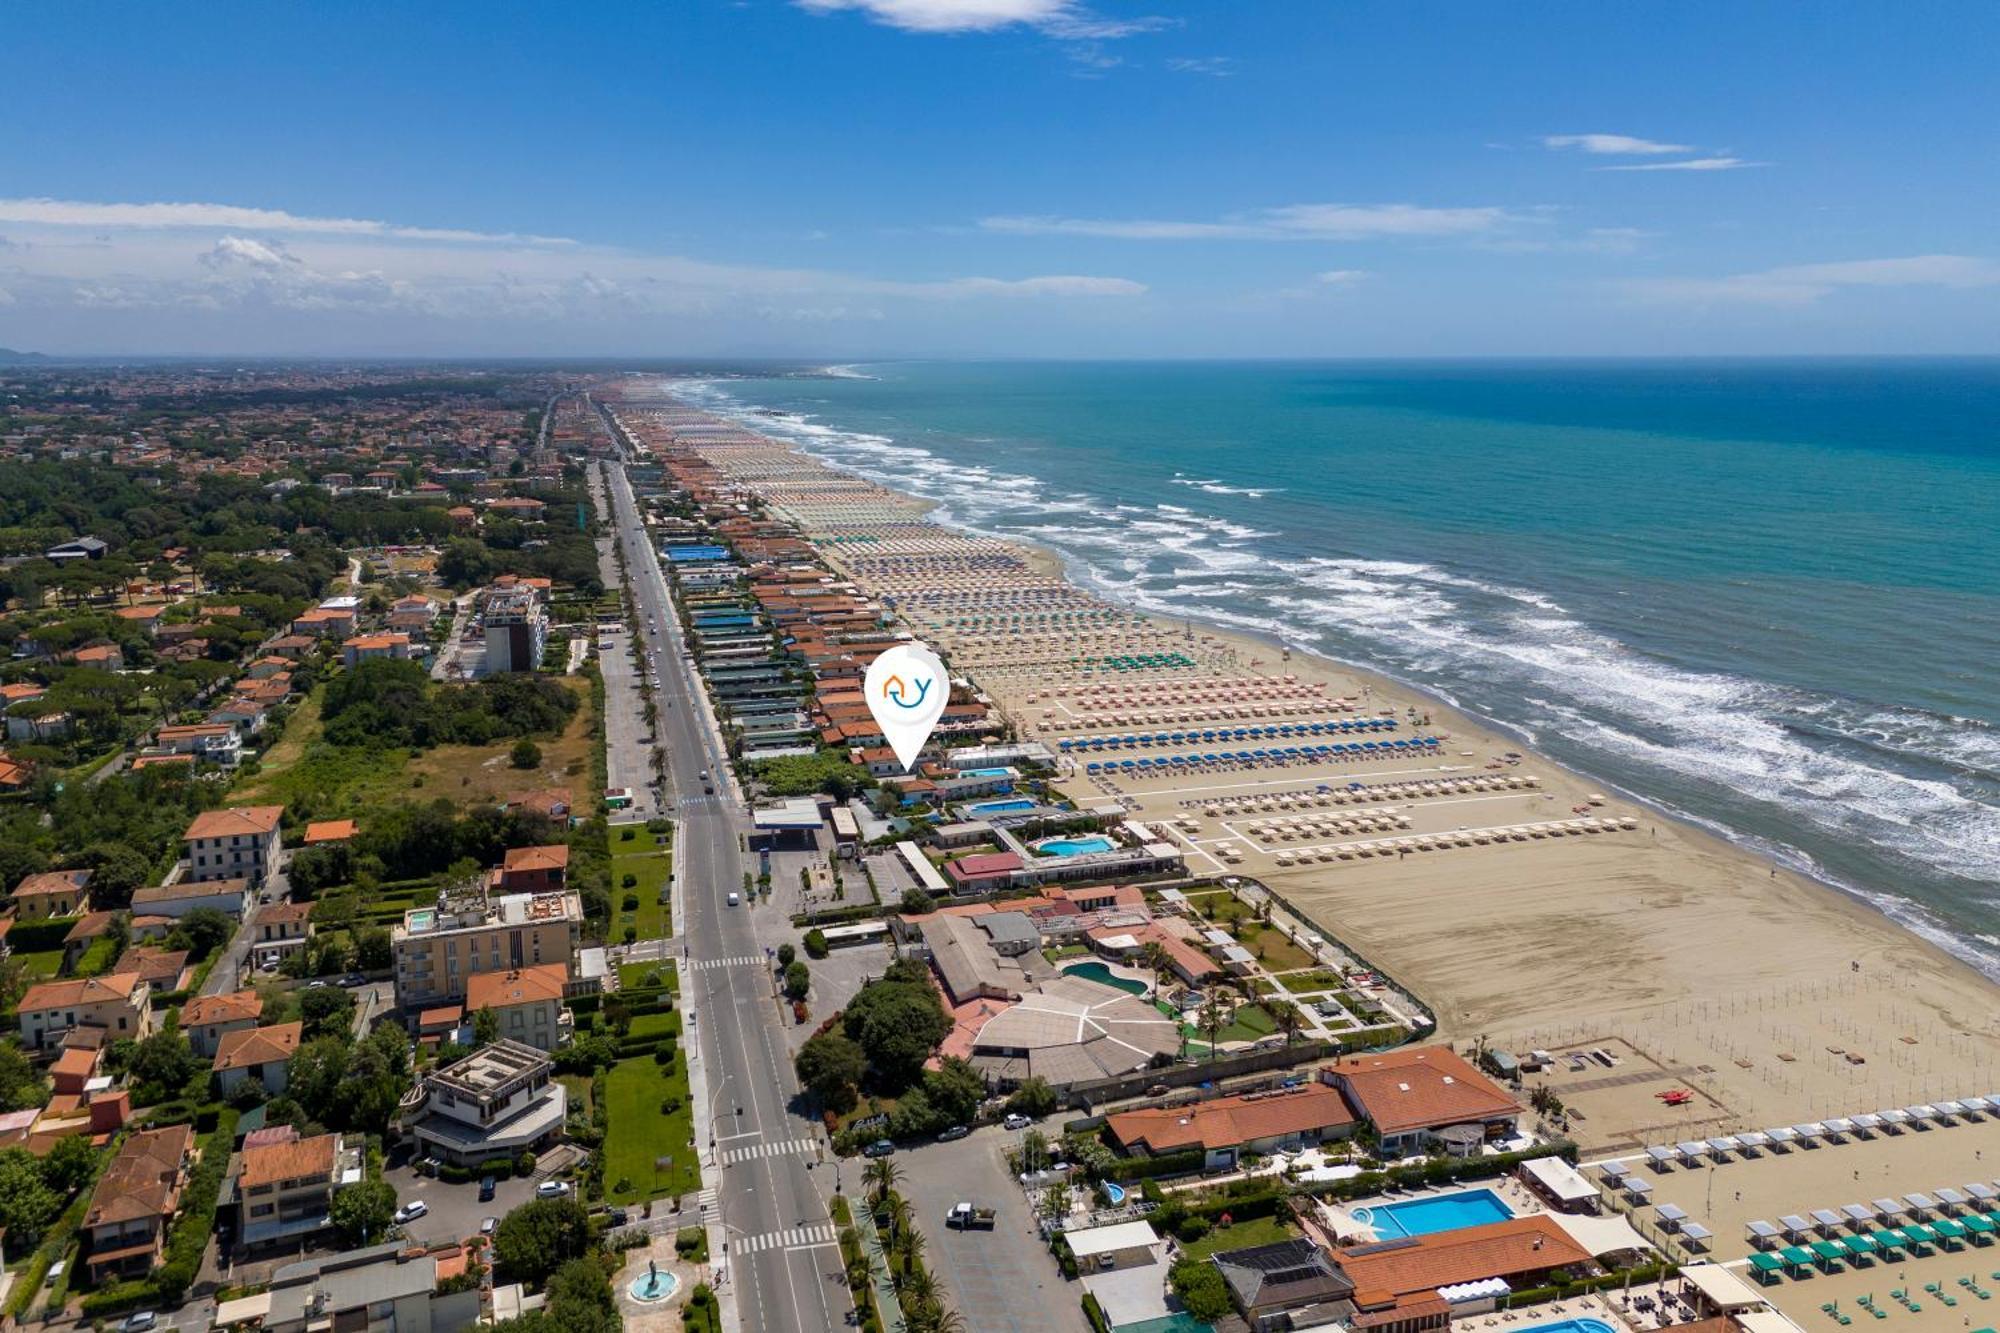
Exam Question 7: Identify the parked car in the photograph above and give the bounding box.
[479,1176,496,1202]
[481,1216,498,1235]
[936,1125,971,1143]
[607,1207,630,1227]
[1003,1113,1033,1131]
[120,1314,157,1333]
[536,1180,573,1199]
[863,1138,896,1158]
[393,1200,429,1224]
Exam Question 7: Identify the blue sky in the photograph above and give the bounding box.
[3,0,1996,357]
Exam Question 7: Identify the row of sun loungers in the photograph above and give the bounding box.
[1085,740,1443,776]
[1618,1101,2000,1174]
[1060,719,1399,750]
[1182,774,1540,818]
[1266,819,1637,864]
[1249,815,1415,839]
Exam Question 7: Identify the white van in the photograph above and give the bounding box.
[726,891,740,906]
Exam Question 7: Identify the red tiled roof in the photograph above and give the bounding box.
[1106,1083,1355,1155]
[1323,1045,1520,1137]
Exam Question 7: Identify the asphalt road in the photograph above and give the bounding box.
[600,459,851,1333]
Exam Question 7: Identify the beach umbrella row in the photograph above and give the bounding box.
[1058,719,1398,751]
[1083,739,1442,773]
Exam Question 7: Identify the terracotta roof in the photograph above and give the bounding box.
[1324,1045,1521,1137]
[184,805,284,840]
[182,990,263,1028]
[12,868,91,899]
[238,1131,338,1190]
[51,1047,100,1079]
[1334,1215,1591,1302]
[110,946,190,989]
[83,1124,193,1228]
[255,900,314,927]
[1107,1083,1355,1155]
[303,819,359,844]
[19,971,142,1014]
[213,1021,303,1071]
[466,963,568,1011]
[501,844,570,873]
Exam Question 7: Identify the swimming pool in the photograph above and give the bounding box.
[1063,962,1150,995]
[1035,835,1116,856]
[1514,1320,1613,1333]
[966,798,1036,814]
[959,767,1013,778]
[1354,1187,1513,1237]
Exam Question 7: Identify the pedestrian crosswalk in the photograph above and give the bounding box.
[734,1224,837,1255]
[697,1188,719,1222]
[721,1135,819,1166]
[687,954,764,973]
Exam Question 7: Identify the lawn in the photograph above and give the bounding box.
[1273,968,1346,994]
[1185,891,1255,925]
[1217,1002,1279,1044]
[1237,923,1314,972]
[627,1010,680,1040]
[16,949,63,979]
[234,677,595,816]
[558,1073,595,1119]
[1177,1214,1299,1262]
[619,959,678,993]
[602,1054,698,1205]
[611,846,672,941]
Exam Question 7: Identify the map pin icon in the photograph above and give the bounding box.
[865,641,950,773]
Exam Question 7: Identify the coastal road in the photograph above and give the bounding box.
[601,459,851,1333]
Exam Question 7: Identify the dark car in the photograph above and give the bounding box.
[479,1176,496,1202]
[936,1125,971,1143]
[608,1207,630,1227]
[863,1138,896,1158]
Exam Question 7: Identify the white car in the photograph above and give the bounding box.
[393,1200,428,1224]
[1003,1113,1033,1131]
[535,1180,573,1199]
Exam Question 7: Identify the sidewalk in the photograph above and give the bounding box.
[852,1200,909,1333]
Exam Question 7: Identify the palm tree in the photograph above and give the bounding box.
[1274,1000,1306,1047]
[899,1266,937,1311]
[1141,941,1171,1000]
[864,1157,901,1204]
[908,1306,966,1333]
[1198,996,1228,1059]
[885,1194,914,1247]
[898,1224,928,1273]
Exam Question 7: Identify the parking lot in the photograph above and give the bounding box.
[893,1126,1092,1333]
[382,1160,551,1248]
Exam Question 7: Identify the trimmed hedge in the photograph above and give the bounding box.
[1082,1292,1112,1333]
[1101,1148,1205,1182]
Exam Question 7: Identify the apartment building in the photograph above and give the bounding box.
[234,1130,363,1250]
[183,804,284,884]
[464,963,573,1051]
[17,972,151,1050]
[391,881,582,1010]
[480,584,546,674]
[396,1039,567,1167]
[82,1124,195,1284]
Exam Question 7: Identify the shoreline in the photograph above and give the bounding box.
[626,379,2000,1143]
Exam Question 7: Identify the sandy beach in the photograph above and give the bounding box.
[611,382,2000,1156]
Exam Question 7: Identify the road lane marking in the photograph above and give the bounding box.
[735,1224,838,1254]
[720,1136,819,1165]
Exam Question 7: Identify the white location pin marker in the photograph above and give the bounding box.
[865,641,949,773]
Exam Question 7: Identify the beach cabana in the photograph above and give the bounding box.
[1906,1192,1937,1217]
[1657,1203,1689,1230]
[1706,1136,1740,1159]
[1842,1203,1876,1227]
[1963,1096,1993,1118]
[1908,1104,1940,1125]
[1677,1140,1708,1162]
[1842,1233,1879,1262]
[1766,1126,1799,1151]
[1747,1220,1781,1249]
[1868,1228,1906,1255]
[1901,1222,1939,1251]
[1852,1112,1883,1136]
[1809,1239,1846,1270]
[1780,1214,1812,1239]
[1682,1222,1714,1251]
[1779,1244,1816,1272]
[1793,1122,1826,1145]
[1598,1160,1631,1182]
[1645,1145,1677,1169]
[1939,1100,1968,1120]
[1969,1183,1998,1204]
[1964,1213,1996,1244]
[1936,1186,1968,1213]
[1811,1208,1845,1234]
[1878,1107,1912,1133]
[1933,1216,1969,1247]
[1748,1251,1786,1284]
[1624,1176,1654,1202]
[1738,1130,1771,1155]
[1873,1198,1907,1221]
[1824,1117,1856,1139]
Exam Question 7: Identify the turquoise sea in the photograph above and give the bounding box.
[668,360,2000,975]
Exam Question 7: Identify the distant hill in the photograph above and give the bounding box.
[0,348,49,364]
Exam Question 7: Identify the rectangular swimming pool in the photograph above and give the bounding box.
[1358,1187,1513,1237]
[966,798,1036,814]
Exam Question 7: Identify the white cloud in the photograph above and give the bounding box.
[0,197,1145,327]
[794,0,1165,36]
[1165,56,1234,76]
[1623,254,2000,305]
[1313,269,1367,286]
[981,203,1516,241]
[1543,134,1691,155]
[1600,156,1762,172]
[0,196,574,245]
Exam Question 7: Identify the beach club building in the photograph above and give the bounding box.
[1105,1082,1357,1171]
[1328,1215,1594,1333]
[1321,1044,1522,1156]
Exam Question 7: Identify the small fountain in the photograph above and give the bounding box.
[627,1256,681,1305]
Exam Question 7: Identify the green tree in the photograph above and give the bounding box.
[842,970,952,1091]
[1169,1257,1233,1321]
[794,1032,866,1112]
[510,738,542,770]
[40,1133,99,1196]
[473,1007,502,1048]
[0,1042,48,1112]
[331,1177,398,1246]
[0,1148,63,1249]
[299,985,356,1039]
[922,1056,986,1126]
[1005,1075,1057,1118]
[166,906,234,961]
[493,1197,594,1286]
[126,1028,203,1102]
[783,959,811,1000]
[899,887,935,916]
